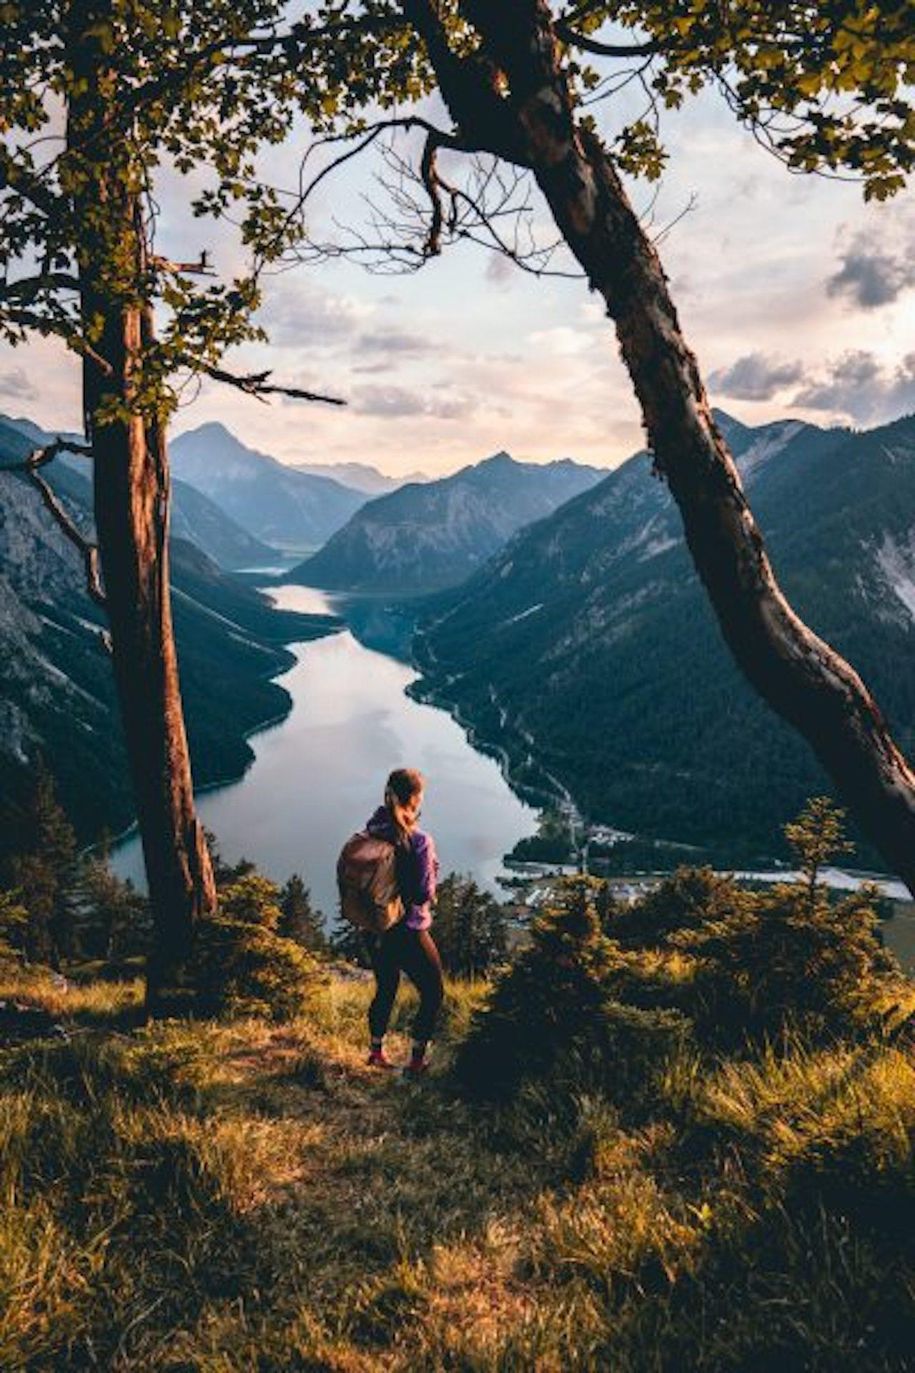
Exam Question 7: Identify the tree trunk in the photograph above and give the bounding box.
[66,1,216,1011]
[419,0,915,893]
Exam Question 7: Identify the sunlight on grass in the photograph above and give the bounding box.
[0,906,913,1371]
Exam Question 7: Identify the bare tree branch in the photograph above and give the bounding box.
[22,437,91,470]
[27,468,106,609]
[149,252,216,278]
[179,358,345,406]
[1,438,106,611]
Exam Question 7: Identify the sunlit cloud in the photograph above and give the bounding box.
[255,278,374,348]
[351,384,470,420]
[792,350,915,425]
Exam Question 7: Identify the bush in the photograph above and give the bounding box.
[453,879,687,1104]
[606,866,746,948]
[191,918,320,1021]
[191,873,321,1020]
[678,880,898,1048]
[432,874,508,978]
[454,802,908,1110]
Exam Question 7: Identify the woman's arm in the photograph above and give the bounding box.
[411,831,439,907]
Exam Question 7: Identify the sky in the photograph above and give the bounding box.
[2,42,913,479]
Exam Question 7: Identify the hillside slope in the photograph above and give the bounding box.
[2,889,912,1372]
[0,453,338,861]
[416,413,915,861]
[0,414,280,570]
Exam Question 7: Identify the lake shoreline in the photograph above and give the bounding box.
[100,600,344,861]
[412,654,915,901]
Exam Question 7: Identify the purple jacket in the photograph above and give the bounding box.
[366,805,438,931]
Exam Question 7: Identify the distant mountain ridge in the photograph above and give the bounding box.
[292,461,429,494]
[170,422,367,551]
[290,450,607,593]
[415,411,915,864]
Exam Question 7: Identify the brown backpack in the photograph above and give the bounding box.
[336,831,404,933]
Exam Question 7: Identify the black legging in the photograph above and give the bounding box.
[366,923,444,1043]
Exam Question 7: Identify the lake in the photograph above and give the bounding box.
[112,585,540,922]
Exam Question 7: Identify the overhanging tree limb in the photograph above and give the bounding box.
[553,22,659,58]
[182,359,346,406]
[26,467,107,611]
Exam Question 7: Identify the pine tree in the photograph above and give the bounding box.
[433,874,508,979]
[278,875,328,956]
[0,890,29,964]
[11,764,77,968]
[76,853,150,965]
[785,796,854,910]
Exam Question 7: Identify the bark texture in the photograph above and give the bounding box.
[66,1,216,1010]
[409,0,915,892]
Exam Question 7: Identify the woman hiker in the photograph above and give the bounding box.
[364,767,443,1076]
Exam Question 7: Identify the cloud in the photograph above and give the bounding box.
[792,350,915,424]
[709,353,805,401]
[353,329,437,360]
[826,225,915,310]
[528,326,592,357]
[351,384,469,420]
[256,281,373,347]
[0,367,38,403]
[351,361,391,375]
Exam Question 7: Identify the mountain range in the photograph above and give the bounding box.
[6,401,915,873]
[169,423,367,551]
[0,416,339,863]
[290,451,607,593]
[413,411,915,864]
[0,415,278,571]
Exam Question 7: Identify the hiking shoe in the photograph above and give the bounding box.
[367,1049,396,1070]
[402,1058,429,1080]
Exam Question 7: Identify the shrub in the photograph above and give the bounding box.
[191,918,320,1021]
[606,866,748,949]
[454,802,907,1111]
[453,879,687,1104]
[678,880,898,1047]
[432,874,508,978]
[190,874,321,1020]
